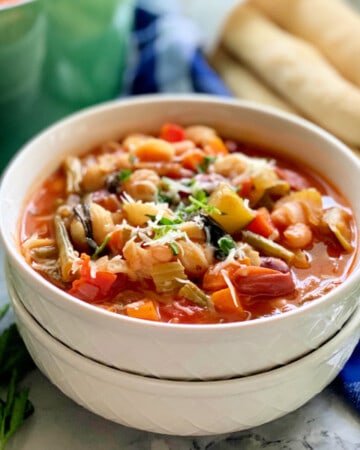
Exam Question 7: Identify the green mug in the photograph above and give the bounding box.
[0,0,134,172]
[43,0,134,107]
[0,0,45,109]
[0,0,46,170]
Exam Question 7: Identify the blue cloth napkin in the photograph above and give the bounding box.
[123,0,231,96]
[125,0,360,413]
[336,339,360,411]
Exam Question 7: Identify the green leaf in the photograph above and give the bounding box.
[147,215,184,241]
[0,325,35,386]
[146,215,182,226]
[188,195,222,215]
[0,305,9,322]
[0,311,35,450]
[118,169,132,182]
[0,327,11,379]
[3,371,17,421]
[7,389,32,441]
[197,155,216,174]
[218,236,236,257]
[156,189,172,204]
[0,371,34,450]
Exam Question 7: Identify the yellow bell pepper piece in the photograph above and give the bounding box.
[208,183,255,234]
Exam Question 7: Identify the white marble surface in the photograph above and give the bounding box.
[0,253,359,449]
[5,372,360,450]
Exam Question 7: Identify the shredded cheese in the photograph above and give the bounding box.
[221,269,239,308]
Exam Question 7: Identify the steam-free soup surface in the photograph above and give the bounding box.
[21,123,356,324]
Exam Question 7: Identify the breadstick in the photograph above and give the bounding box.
[250,0,360,88]
[222,4,360,146]
[211,47,299,115]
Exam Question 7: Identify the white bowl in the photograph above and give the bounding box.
[1,95,360,380]
[9,270,360,436]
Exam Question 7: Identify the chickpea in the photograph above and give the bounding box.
[283,223,313,249]
[122,169,161,202]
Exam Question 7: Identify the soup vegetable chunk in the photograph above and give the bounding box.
[21,123,356,324]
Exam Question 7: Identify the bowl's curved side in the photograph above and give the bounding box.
[10,270,360,436]
[1,95,360,380]
[6,258,360,379]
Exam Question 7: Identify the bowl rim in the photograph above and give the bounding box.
[2,93,360,332]
[11,272,360,394]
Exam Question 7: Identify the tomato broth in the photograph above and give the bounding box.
[21,123,357,324]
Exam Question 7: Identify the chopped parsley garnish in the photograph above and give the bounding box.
[197,155,217,174]
[118,169,132,182]
[187,190,222,215]
[146,215,183,226]
[105,169,132,193]
[156,188,172,204]
[159,217,182,226]
[217,235,236,257]
[153,225,175,240]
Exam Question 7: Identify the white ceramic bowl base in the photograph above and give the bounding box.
[1,96,360,380]
[8,271,360,436]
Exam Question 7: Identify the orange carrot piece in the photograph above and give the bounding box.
[211,287,243,313]
[108,228,129,253]
[181,148,206,171]
[246,207,276,238]
[203,136,229,156]
[203,262,245,291]
[126,300,160,321]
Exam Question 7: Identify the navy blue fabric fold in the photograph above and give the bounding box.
[336,341,360,411]
[124,0,360,413]
[124,1,231,96]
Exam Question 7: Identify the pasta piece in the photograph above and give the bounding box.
[177,240,213,277]
[90,202,115,245]
[123,201,172,227]
[122,169,160,202]
[184,126,216,145]
[133,138,175,162]
[123,241,173,279]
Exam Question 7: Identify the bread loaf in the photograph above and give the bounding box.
[222,4,360,145]
[250,0,360,88]
[211,47,298,114]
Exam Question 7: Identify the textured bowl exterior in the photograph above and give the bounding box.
[10,275,360,436]
[1,95,360,380]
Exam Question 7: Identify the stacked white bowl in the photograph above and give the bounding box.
[1,96,360,435]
